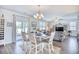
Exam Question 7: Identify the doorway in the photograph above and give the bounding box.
[12,15,28,43]
[16,20,28,41]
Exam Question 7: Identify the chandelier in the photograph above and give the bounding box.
[33,5,44,20]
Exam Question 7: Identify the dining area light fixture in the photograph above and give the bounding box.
[33,5,44,20]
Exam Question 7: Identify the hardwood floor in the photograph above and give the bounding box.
[0,36,79,54]
[0,40,25,54]
[61,37,78,54]
[54,36,79,54]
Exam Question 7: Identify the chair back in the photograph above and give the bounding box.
[49,32,55,43]
[29,33,37,44]
[21,32,28,41]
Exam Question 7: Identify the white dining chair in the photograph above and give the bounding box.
[48,32,55,53]
[21,32,31,53]
[41,32,55,54]
[28,33,43,54]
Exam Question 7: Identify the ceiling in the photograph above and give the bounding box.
[0,5,79,21]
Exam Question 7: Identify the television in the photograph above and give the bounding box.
[55,27,64,31]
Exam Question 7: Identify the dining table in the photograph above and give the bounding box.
[35,33,50,42]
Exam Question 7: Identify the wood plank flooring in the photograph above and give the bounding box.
[54,36,79,54]
[0,36,79,54]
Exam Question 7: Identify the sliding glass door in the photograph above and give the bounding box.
[12,15,29,42]
[16,21,28,36]
[16,21,22,35]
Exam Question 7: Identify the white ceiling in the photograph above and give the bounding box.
[0,5,79,21]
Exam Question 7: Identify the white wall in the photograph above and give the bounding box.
[0,8,26,45]
[58,17,78,36]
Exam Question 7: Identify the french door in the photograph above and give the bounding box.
[12,15,28,42]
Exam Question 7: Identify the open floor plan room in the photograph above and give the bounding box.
[0,5,79,54]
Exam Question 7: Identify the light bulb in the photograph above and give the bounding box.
[41,14,44,18]
[36,13,39,16]
[38,16,42,19]
[34,15,37,19]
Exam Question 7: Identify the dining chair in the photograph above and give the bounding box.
[41,32,55,54]
[28,33,43,54]
[21,32,31,53]
[48,32,55,53]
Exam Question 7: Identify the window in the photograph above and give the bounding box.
[16,21,28,34]
[39,21,45,30]
[23,21,28,33]
[16,21,22,34]
[69,22,76,30]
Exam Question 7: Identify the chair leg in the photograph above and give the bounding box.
[22,42,27,52]
[35,45,37,54]
[48,44,51,54]
[51,46,54,53]
[42,43,44,53]
[29,45,32,54]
